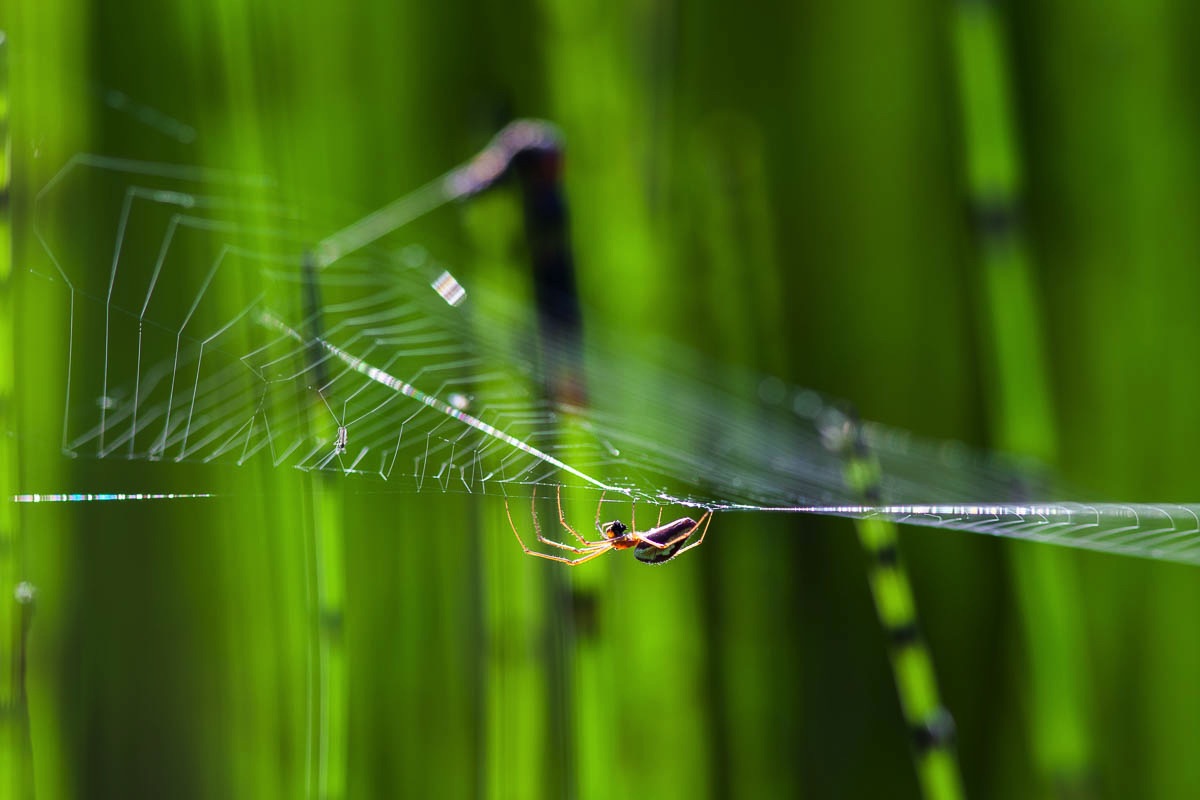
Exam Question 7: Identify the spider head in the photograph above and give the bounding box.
[601,520,628,540]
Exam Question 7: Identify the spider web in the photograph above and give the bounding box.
[26,149,1200,568]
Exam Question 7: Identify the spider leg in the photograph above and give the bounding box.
[636,510,713,551]
[533,490,581,550]
[539,546,616,566]
[540,538,612,554]
[643,513,705,551]
[505,495,615,564]
[558,485,603,546]
[666,510,713,558]
[538,494,611,552]
[594,491,608,536]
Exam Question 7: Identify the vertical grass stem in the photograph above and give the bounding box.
[0,30,36,800]
[951,5,1094,792]
[823,408,966,800]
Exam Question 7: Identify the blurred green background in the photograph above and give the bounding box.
[4,0,1200,798]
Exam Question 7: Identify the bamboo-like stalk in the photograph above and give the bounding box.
[168,6,316,795]
[534,4,716,794]
[824,410,965,800]
[299,252,348,800]
[510,129,583,800]
[689,116,800,798]
[451,128,580,797]
[0,30,36,800]
[311,477,347,800]
[6,7,89,796]
[951,4,1094,793]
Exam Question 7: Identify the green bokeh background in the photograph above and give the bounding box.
[4,0,1200,798]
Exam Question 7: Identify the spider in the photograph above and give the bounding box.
[504,485,713,565]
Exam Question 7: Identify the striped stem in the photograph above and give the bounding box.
[824,408,965,800]
[951,3,1094,793]
[454,121,585,796]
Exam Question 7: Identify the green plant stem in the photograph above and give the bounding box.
[311,477,347,800]
[0,30,34,800]
[535,3,710,796]
[458,139,582,798]
[690,115,798,798]
[836,416,965,800]
[301,252,348,800]
[952,4,1093,792]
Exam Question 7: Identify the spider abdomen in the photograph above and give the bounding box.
[634,517,699,564]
